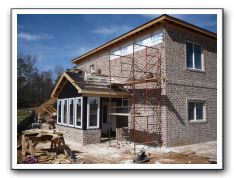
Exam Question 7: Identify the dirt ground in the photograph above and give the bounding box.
[19,137,216,164]
[62,139,217,164]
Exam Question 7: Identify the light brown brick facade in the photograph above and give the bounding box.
[58,23,217,147]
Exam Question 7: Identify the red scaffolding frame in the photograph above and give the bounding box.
[108,43,162,154]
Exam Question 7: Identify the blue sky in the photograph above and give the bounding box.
[17,14,217,75]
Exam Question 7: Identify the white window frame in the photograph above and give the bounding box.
[87,97,100,129]
[186,41,204,71]
[62,99,69,126]
[187,99,206,122]
[56,97,83,128]
[75,97,83,129]
[57,99,62,124]
[90,64,95,74]
[68,98,75,127]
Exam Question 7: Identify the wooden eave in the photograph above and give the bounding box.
[72,14,216,65]
[51,72,130,98]
[51,72,82,98]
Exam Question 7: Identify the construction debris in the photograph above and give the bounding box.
[18,129,83,164]
[133,148,150,163]
[34,97,57,118]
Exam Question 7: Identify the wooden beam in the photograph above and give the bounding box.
[82,92,130,98]
[72,14,216,65]
[118,77,161,86]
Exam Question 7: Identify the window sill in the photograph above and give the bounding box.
[75,126,82,129]
[87,127,99,129]
[186,68,206,73]
[189,120,207,124]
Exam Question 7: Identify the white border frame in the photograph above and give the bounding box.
[87,97,100,129]
[11,8,223,170]
[68,98,75,127]
[186,41,204,71]
[61,99,68,126]
[74,97,83,129]
[56,99,62,124]
[187,99,207,123]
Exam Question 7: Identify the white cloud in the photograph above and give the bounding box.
[91,25,132,35]
[18,32,53,41]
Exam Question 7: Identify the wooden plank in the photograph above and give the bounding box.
[119,77,160,86]
[73,14,216,65]
[110,113,130,116]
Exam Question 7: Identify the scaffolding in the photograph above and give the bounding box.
[108,43,162,154]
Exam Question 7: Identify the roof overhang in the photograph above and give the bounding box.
[51,72,130,98]
[72,14,217,65]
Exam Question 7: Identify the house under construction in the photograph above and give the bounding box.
[51,14,217,150]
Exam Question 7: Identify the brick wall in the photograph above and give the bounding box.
[56,124,101,144]
[164,25,217,146]
[74,25,217,147]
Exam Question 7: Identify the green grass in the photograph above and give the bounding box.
[17,108,33,125]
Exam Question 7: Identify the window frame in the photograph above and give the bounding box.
[187,99,206,123]
[90,64,95,74]
[186,41,204,71]
[57,99,62,125]
[75,97,83,129]
[87,97,100,129]
[56,97,83,129]
[62,99,69,126]
[68,98,75,127]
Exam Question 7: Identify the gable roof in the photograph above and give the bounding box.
[72,14,217,65]
[51,71,130,98]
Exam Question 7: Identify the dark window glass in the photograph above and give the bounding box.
[196,102,203,120]
[186,42,193,68]
[102,105,108,123]
[76,99,81,126]
[89,99,98,127]
[69,99,74,125]
[63,100,67,124]
[58,101,61,123]
[188,102,195,121]
[194,44,202,69]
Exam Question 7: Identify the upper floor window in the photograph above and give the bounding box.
[186,42,203,70]
[90,64,95,74]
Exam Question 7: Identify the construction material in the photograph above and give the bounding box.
[21,130,64,156]
[34,97,57,117]
[108,43,162,153]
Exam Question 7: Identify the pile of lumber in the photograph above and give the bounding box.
[20,130,74,164]
[34,97,57,118]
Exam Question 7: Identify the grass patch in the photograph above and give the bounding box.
[17,108,33,125]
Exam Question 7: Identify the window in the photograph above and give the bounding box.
[186,42,203,70]
[90,64,95,74]
[87,97,100,129]
[57,100,62,124]
[62,99,68,125]
[188,101,205,122]
[75,97,82,128]
[68,98,75,126]
[57,97,83,128]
